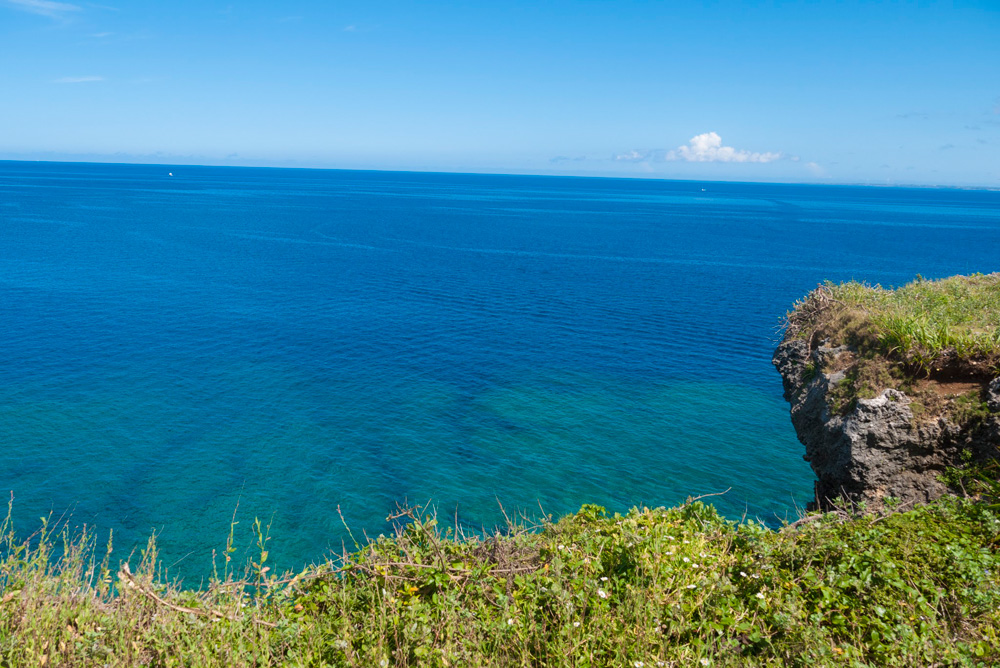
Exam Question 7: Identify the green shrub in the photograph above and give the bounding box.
[1,496,999,666]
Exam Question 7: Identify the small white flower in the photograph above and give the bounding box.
[666,550,674,555]
[692,563,700,568]
[740,571,748,578]
[700,659,711,666]
[558,544,566,550]
[755,592,765,599]
[598,589,608,599]
[683,540,690,544]
[752,573,760,579]
[686,584,696,589]
[600,576,608,582]
[507,618,515,625]
[634,662,645,667]
[573,621,581,628]
[699,552,707,558]
[683,557,690,563]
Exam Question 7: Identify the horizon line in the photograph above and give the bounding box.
[1,156,998,193]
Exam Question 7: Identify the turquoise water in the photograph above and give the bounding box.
[2,161,999,580]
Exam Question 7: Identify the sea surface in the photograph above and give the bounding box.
[2,161,999,580]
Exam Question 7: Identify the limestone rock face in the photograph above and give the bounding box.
[773,336,1000,510]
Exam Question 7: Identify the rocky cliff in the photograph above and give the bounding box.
[773,276,1000,510]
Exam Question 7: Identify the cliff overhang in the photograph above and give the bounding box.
[773,273,1000,510]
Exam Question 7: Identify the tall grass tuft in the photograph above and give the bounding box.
[788,273,1000,375]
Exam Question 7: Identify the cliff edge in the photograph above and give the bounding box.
[773,273,1000,510]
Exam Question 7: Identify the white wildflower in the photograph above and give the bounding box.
[600,576,608,582]
[686,584,696,589]
[507,618,515,625]
[755,592,765,600]
[700,659,711,666]
[740,571,748,578]
[598,589,608,599]
[573,621,581,628]
[683,557,690,563]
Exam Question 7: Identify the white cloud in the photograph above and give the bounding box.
[805,161,828,178]
[53,75,103,83]
[6,0,82,17]
[614,149,650,162]
[666,132,781,163]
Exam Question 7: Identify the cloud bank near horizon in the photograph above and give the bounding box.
[667,132,781,163]
[615,132,782,165]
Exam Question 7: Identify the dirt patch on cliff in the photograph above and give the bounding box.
[917,379,986,397]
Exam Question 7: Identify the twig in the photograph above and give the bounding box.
[119,563,277,629]
[685,488,732,504]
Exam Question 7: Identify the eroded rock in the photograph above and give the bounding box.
[773,335,1000,510]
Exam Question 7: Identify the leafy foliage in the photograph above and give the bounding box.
[1,495,999,666]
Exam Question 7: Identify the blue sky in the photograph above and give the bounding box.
[1,0,998,186]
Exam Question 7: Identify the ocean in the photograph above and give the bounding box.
[2,160,999,580]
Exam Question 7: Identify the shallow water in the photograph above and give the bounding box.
[2,161,999,579]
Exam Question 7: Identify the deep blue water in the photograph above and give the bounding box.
[2,161,999,580]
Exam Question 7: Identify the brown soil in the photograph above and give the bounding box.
[916,379,987,398]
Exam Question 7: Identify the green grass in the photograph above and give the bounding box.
[787,273,1000,374]
[2,495,999,667]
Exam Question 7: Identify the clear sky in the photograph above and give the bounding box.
[2,0,998,186]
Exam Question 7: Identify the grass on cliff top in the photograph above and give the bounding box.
[2,490,1000,667]
[788,272,1000,374]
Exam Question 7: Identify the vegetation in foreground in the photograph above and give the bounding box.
[2,484,1000,667]
[784,272,1000,416]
